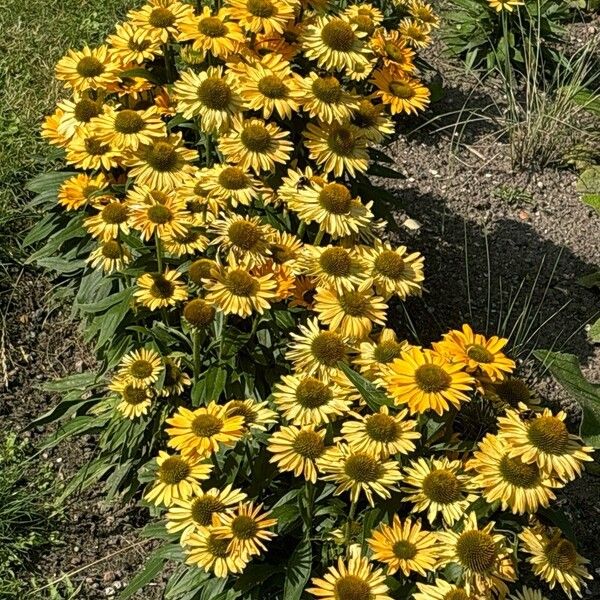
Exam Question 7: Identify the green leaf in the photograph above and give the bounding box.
[577,271,600,290]
[577,167,600,213]
[26,171,77,194]
[337,362,394,410]
[538,507,576,543]
[119,67,160,84]
[534,350,600,447]
[283,539,312,600]
[191,366,228,406]
[42,371,98,392]
[589,317,600,344]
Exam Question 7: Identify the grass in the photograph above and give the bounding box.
[0,0,137,270]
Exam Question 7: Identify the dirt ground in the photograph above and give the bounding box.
[2,30,599,600]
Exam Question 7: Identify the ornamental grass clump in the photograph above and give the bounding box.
[29,0,596,598]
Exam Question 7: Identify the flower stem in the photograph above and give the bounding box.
[313,229,324,246]
[163,43,176,84]
[155,236,164,273]
[297,221,307,240]
[192,329,203,385]
[345,500,357,557]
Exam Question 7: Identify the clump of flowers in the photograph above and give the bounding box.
[33,0,595,599]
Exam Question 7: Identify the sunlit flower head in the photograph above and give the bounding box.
[371,69,430,115]
[183,529,249,577]
[351,98,394,144]
[128,0,192,43]
[87,239,132,273]
[227,0,296,34]
[106,21,162,65]
[66,126,121,171]
[117,347,163,386]
[58,173,108,211]
[109,376,153,419]
[299,73,359,124]
[57,92,105,139]
[300,244,366,294]
[134,269,189,310]
[84,198,130,241]
[370,28,416,72]
[354,329,409,380]
[55,45,120,92]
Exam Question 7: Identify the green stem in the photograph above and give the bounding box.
[305,480,315,531]
[297,221,307,240]
[313,229,324,246]
[204,134,214,168]
[192,329,203,385]
[163,43,175,84]
[345,500,357,557]
[155,236,164,273]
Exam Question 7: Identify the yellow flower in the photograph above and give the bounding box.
[519,525,592,599]
[344,4,384,35]
[84,199,130,241]
[218,117,293,174]
[55,45,120,92]
[435,324,515,381]
[398,17,432,48]
[413,579,470,600]
[204,258,277,318]
[409,0,440,29]
[301,16,371,73]
[175,169,223,225]
[159,356,191,396]
[166,402,245,457]
[286,318,351,382]
[128,0,192,43]
[202,164,263,208]
[382,347,475,415]
[117,347,163,386]
[41,109,69,148]
[288,177,373,238]
[239,54,304,120]
[340,405,420,459]
[367,515,438,576]
[402,457,479,526]
[106,21,162,65]
[371,69,430,115]
[124,133,197,190]
[144,450,212,506]
[91,105,166,151]
[370,28,416,72]
[135,269,189,310]
[272,373,352,425]
[509,587,550,600]
[182,298,216,330]
[350,98,395,144]
[467,433,562,514]
[314,282,387,341]
[57,92,105,139]
[226,0,295,34]
[173,67,244,133]
[316,443,402,506]
[58,173,108,211]
[212,501,277,557]
[128,188,190,241]
[488,0,524,12]
[87,239,132,273]
[354,328,409,379]
[270,231,304,271]
[268,425,326,483]
[497,408,594,482]
[109,376,153,419]
[161,225,209,256]
[65,126,121,171]
[299,73,359,124]
[224,398,278,433]
[303,121,369,178]
[437,513,516,598]
[183,529,249,577]
[307,554,391,600]
[300,244,365,294]
[177,6,245,60]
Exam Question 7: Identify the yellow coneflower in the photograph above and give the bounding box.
[182,298,216,331]
[224,398,278,433]
[114,75,154,99]
[166,484,247,537]
[437,513,516,598]
[159,356,191,397]
[301,16,371,73]
[92,105,166,151]
[135,269,189,310]
[255,21,304,59]
[209,214,274,268]
[41,109,69,148]
[300,245,365,294]
[304,121,369,178]
[341,405,420,459]
[109,376,153,419]
[166,402,245,457]
[316,443,403,506]
[202,164,262,208]
[488,0,524,12]
[344,3,384,35]
[177,6,245,60]
[486,376,539,409]
[129,190,190,241]
[84,199,130,241]
[351,98,395,144]
[57,92,105,139]
[409,0,440,29]
[239,54,304,120]
[288,178,373,238]
[155,86,177,117]
[87,239,132,273]
[398,17,432,48]
[55,45,120,91]
[272,373,352,425]
[289,275,318,310]
[468,433,562,515]
[413,579,471,600]
[371,69,431,115]
[227,0,295,34]
[173,67,244,133]
[106,22,162,65]
[117,347,163,386]
[402,457,479,526]
[268,425,326,483]
[314,282,387,341]
[382,347,475,415]
[436,324,516,381]
[162,225,209,256]
[370,28,416,72]
[270,231,304,271]
[124,133,197,190]
[519,525,592,599]
[212,501,277,556]
[354,329,409,379]
[218,117,293,174]
[509,587,549,600]
[367,515,438,576]
[187,258,218,287]
[299,73,359,124]
[65,126,121,171]
[307,555,391,600]
[497,408,594,482]
[128,0,191,43]
[183,529,249,577]
[286,318,351,382]
[58,173,109,211]
[204,258,277,318]
[144,450,212,506]
[175,169,223,225]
